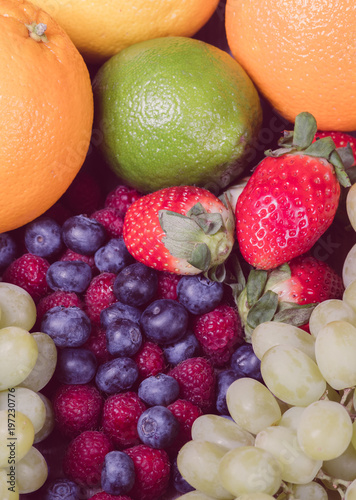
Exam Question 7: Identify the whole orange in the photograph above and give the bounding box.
[29,0,220,63]
[225,0,356,131]
[0,0,93,233]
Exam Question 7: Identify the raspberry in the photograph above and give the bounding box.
[168,357,216,412]
[2,253,50,302]
[105,185,141,217]
[91,207,124,238]
[124,445,171,500]
[63,430,113,487]
[167,399,203,450]
[84,272,117,324]
[62,170,103,216]
[102,392,146,448]
[156,271,181,300]
[133,341,166,380]
[83,324,114,364]
[36,290,83,324]
[52,384,103,438]
[88,494,133,500]
[60,248,96,272]
[193,304,244,366]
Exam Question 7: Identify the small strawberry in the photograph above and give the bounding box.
[193,304,244,366]
[123,185,235,276]
[124,445,171,500]
[84,272,117,324]
[105,184,142,218]
[236,112,351,270]
[91,207,124,238]
[313,131,356,167]
[133,341,166,380]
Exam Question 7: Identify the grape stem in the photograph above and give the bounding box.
[340,387,354,406]
[316,469,351,494]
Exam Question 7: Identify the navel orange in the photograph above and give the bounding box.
[29,0,220,63]
[0,0,93,233]
[225,0,356,131]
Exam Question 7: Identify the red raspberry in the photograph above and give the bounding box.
[88,494,133,500]
[62,170,103,215]
[60,248,96,272]
[63,430,113,487]
[193,304,244,367]
[133,341,166,380]
[102,392,146,449]
[156,271,181,300]
[124,445,171,500]
[2,253,50,302]
[36,290,83,324]
[83,324,113,364]
[91,207,124,238]
[167,399,203,450]
[168,357,216,413]
[53,384,103,438]
[105,185,142,217]
[84,272,117,324]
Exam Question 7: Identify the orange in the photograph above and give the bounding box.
[0,0,93,233]
[225,0,356,131]
[29,0,220,63]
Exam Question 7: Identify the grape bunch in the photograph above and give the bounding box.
[0,282,57,497]
[176,280,356,499]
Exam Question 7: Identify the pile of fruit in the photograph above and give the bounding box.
[0,0,356,499]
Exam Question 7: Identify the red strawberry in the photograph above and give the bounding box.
[123,185,235,276]
[193,304,244,366]
[133,341,166,380]
[168,357,216,412]
[91,207,124,238]
[63,430,113,487]
[236,112,350,270]
[105,184,142,218]
[167,399,203,450]
[84,272,117,324]
[124,445,171,500]
[101,392,146,449]
[313,131,356,167]
[156,271,181,300]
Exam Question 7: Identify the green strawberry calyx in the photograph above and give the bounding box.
[25,22,48,43]
[158,198,235,281]
[265,111,351,188]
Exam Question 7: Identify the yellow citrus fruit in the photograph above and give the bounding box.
[92,36,262,194]
[225,0,356,131]
[29,0,220,63]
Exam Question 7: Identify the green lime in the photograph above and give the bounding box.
[93,36,262,193]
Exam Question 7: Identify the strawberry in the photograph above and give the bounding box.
[313,131,356,168]
[123,185,235,276]
[236,112,351,270]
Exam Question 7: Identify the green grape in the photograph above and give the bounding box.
[260,345,326,406]
[291,481,328,500]
[191,414,254,451]
[323,442,356,482]
[11,446,48,494]
[343,243,356,289]
[0,283,36,331]
[251,321,316,361]
[226,378,281,435]
[309,299,356,339]
[345,479,356,500]
[19,332,57,392]
[0,468,19,500]
[0,387,46,434]
[177,440,234,500]
[175,492,217,500]
[315,320,356,390]
[278,406,305,431]
[344,280,356,313]
[237,494,277,500]
[34,393,55,444]
[0,410,34,468]
[0,327,38,390]
[218,446,282,497]
[297,400,352,461]
[255,425,322,484]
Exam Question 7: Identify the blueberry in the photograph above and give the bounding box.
[41,306,91,347]
[106,318,143,357]
[94,237,134,274]
[113,262,158,307]
[137,405,179,449]
[230,342,263,382]
[62,214,107,255]
[216,369,241,415]
[95,357,139,394]
[101,450,135,495]
[172,458,194,494]
[56,347,97,384]
[138,373,180,406]
[24,217,63,258]
[0,232,17,269]
[43,478,81,500]
[177,275,224,315]
[163,330,200,365]
[46,260,92,293]
[140,299,189,345]
[100,301,142,329]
